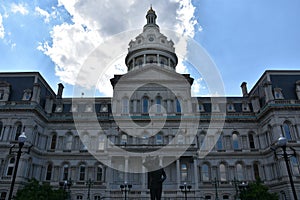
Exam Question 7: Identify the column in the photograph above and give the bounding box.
[157,54,160,65]
[132,58,135,68]
[193,157,199,189]
[144,54,146,65]
[176,159,180,188]
[125,156,129,182]
[168,58,171,67]
[133,100,137,113]
[31,83,41,103]
[142,157,147,190]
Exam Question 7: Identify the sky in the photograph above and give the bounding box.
[0,0,300,97]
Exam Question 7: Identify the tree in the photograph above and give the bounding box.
[14,178,66,200]
[239,179,278,200]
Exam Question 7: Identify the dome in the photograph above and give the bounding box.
[125,7,178,72]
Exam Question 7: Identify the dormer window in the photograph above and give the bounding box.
[212,104,220,112]
[242,101,250,112]
[227,103,235,112]
[274,88,284,99]
[22,89,32,100]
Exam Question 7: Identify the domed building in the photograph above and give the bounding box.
[0,7,299,200]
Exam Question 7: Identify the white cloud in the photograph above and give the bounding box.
[11,3,29,15]
[39,0,197,96]
[0,14,4,39]
[35,7,50,23]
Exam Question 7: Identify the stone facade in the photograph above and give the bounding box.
[0,8,300,200]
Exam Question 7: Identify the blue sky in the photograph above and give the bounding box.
[0,0,299,97]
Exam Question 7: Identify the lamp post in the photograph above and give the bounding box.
[211,178,220,200]
[271,136,298,200]
[59,178,73,200]
[231,177,240,200]
[120,182,132,200]
[179,182,192,200]
[8,132,27,200]
[86,178,94,200]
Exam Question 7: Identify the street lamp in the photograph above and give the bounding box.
[8,132,27,200]
[179,182,192,200]
[231,177,240,200]
[211,178,220,200]
[59,178,73,200]
[271,136,298,200]
[120,182,132,200]
[86,178,94,200]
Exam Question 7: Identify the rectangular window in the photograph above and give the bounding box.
[0,192,6,200]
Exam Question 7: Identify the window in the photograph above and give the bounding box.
[178,134,184,145]
[156,133,163,145]
[253,163,260,180]
[236,163,244,180]
[7,157,15,176]
[94,196,102,200]
[96,165,103,182]
[216,136,223,150]
[291,157,300,175]
[79,165,86,181]
[156,97,162,113]
[0,192,6,200]
[181,163,188,181]
[0,122,3,138]
[82,134,89,150]
[121,134,127,145]
[46,164,53,180]
[142,96,149,113]
[14,123,22,141]
[205,196,211,199]
[283,122,293,140]
[223,195,229,200]
[98,134,105,150]
[176,99,181,113]
[76,195,83,200]
[232,133,239,150]
[65,134,73,150]
[63,164,69,180]
[220,164,227,181]
[122,98,129,114]
[202,164,210,181]
[248,133,255,149]
[50,134,57,150]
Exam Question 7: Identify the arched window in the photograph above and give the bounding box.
[156,96,162,113]
[220,163,227,181]
[0,192,7,200]
[6,157,15,176]
[79,164,86,181]
[181,163,188,181]
[253,163,260,180]
[202,164,210,181]
[122,97,129,114]
[50,134,57,150]
[46,163,53,180]
[223,195,229,200]
[96,165,103,181]
[14,122,22,141]
[63,164,69,180]
[121,134,127,145]
[232,132,239,150]
[248,133,255,149]
[283,122,293,140]
[236,163,244,180]
[76,195,83,200]
[142,96,149,113]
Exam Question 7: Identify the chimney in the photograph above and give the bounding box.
[56,83,64,99]
[240,82,248,97]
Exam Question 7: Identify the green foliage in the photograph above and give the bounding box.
[239,179,279,200]
[14,178,66,200]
